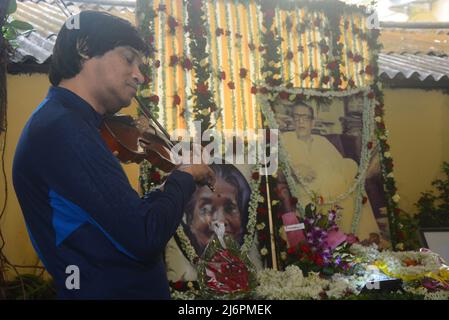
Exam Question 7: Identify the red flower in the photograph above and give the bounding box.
[377,122,385,130]
[227,81,235,90]
[353,54,363,63]
[215,28,224,36]
[239,68,248,78]
[154,60,161,68]
[290,197,298,205]
[310,70,318,79]
[300,244,311,254]
[258,45,265,52]
[287,247,296,255]
[362,196,368,204]
[347,79,355,88]
[219,71,226,80]
[279,91,289,100]
[259,87,268,94]
[197,83,208,94]
[150,171,161,182]
[365,65,374,76]
[315,255,324,266]
[174,280,183,290]
[367,91,375,99]
[257,207,268,215]
[169,55,178,66]
[182,58,193,70]
[168,16,179,31]
[149,95,159,104]
[394,208,401,215]
[327,61,338,70]
[173,94,181,106]
[321,76,330,85]
[250,86,258,94]
[367,141,373,149]
[252,172,260,180]
[258,233,267,241]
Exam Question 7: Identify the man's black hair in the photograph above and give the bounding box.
[49,10,149,86]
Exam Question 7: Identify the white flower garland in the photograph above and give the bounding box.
[377,250,443,278]
[225,1,238,135]
[255,246,449,300]
[158,4,168,129]
[234,0,248,131]
[255,265,357,300]
[175,164,262,264]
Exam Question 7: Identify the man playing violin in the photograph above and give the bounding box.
[12,11,215,299]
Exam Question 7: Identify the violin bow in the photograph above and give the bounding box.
[134,96,175,148]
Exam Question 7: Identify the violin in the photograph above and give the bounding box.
[100,97,215,191]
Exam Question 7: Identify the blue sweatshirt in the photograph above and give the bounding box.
[12,86,196,299]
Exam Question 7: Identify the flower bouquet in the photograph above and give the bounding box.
[285,204,357,276]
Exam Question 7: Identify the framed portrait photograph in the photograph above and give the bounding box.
[419,228,449,263]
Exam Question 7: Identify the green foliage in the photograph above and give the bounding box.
[2,0,34,49]
[416,162,449,227]
[396,208,421,250]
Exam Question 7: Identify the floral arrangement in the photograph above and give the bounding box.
[196,233,257,300]
[254,244,449,300]
[284,203,358,276]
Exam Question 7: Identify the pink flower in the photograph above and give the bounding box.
[326,230,347,250]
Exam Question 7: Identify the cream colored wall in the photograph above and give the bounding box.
[383,88,449,214]
[1,74,139,279]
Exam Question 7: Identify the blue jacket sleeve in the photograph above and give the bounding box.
[35,114,196,262]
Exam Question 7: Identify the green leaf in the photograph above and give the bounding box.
[9,20,33,31]
[4,27,18,41]
[7,0,17,15]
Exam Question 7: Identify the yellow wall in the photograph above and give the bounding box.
[383,88,449,214]
[1,74,139,279]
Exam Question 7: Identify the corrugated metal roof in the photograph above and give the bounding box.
[8,1,449,84]
[379,53,449,81]
[10,1,67,64]
[23,0,135,12]
[9,0,136,65]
